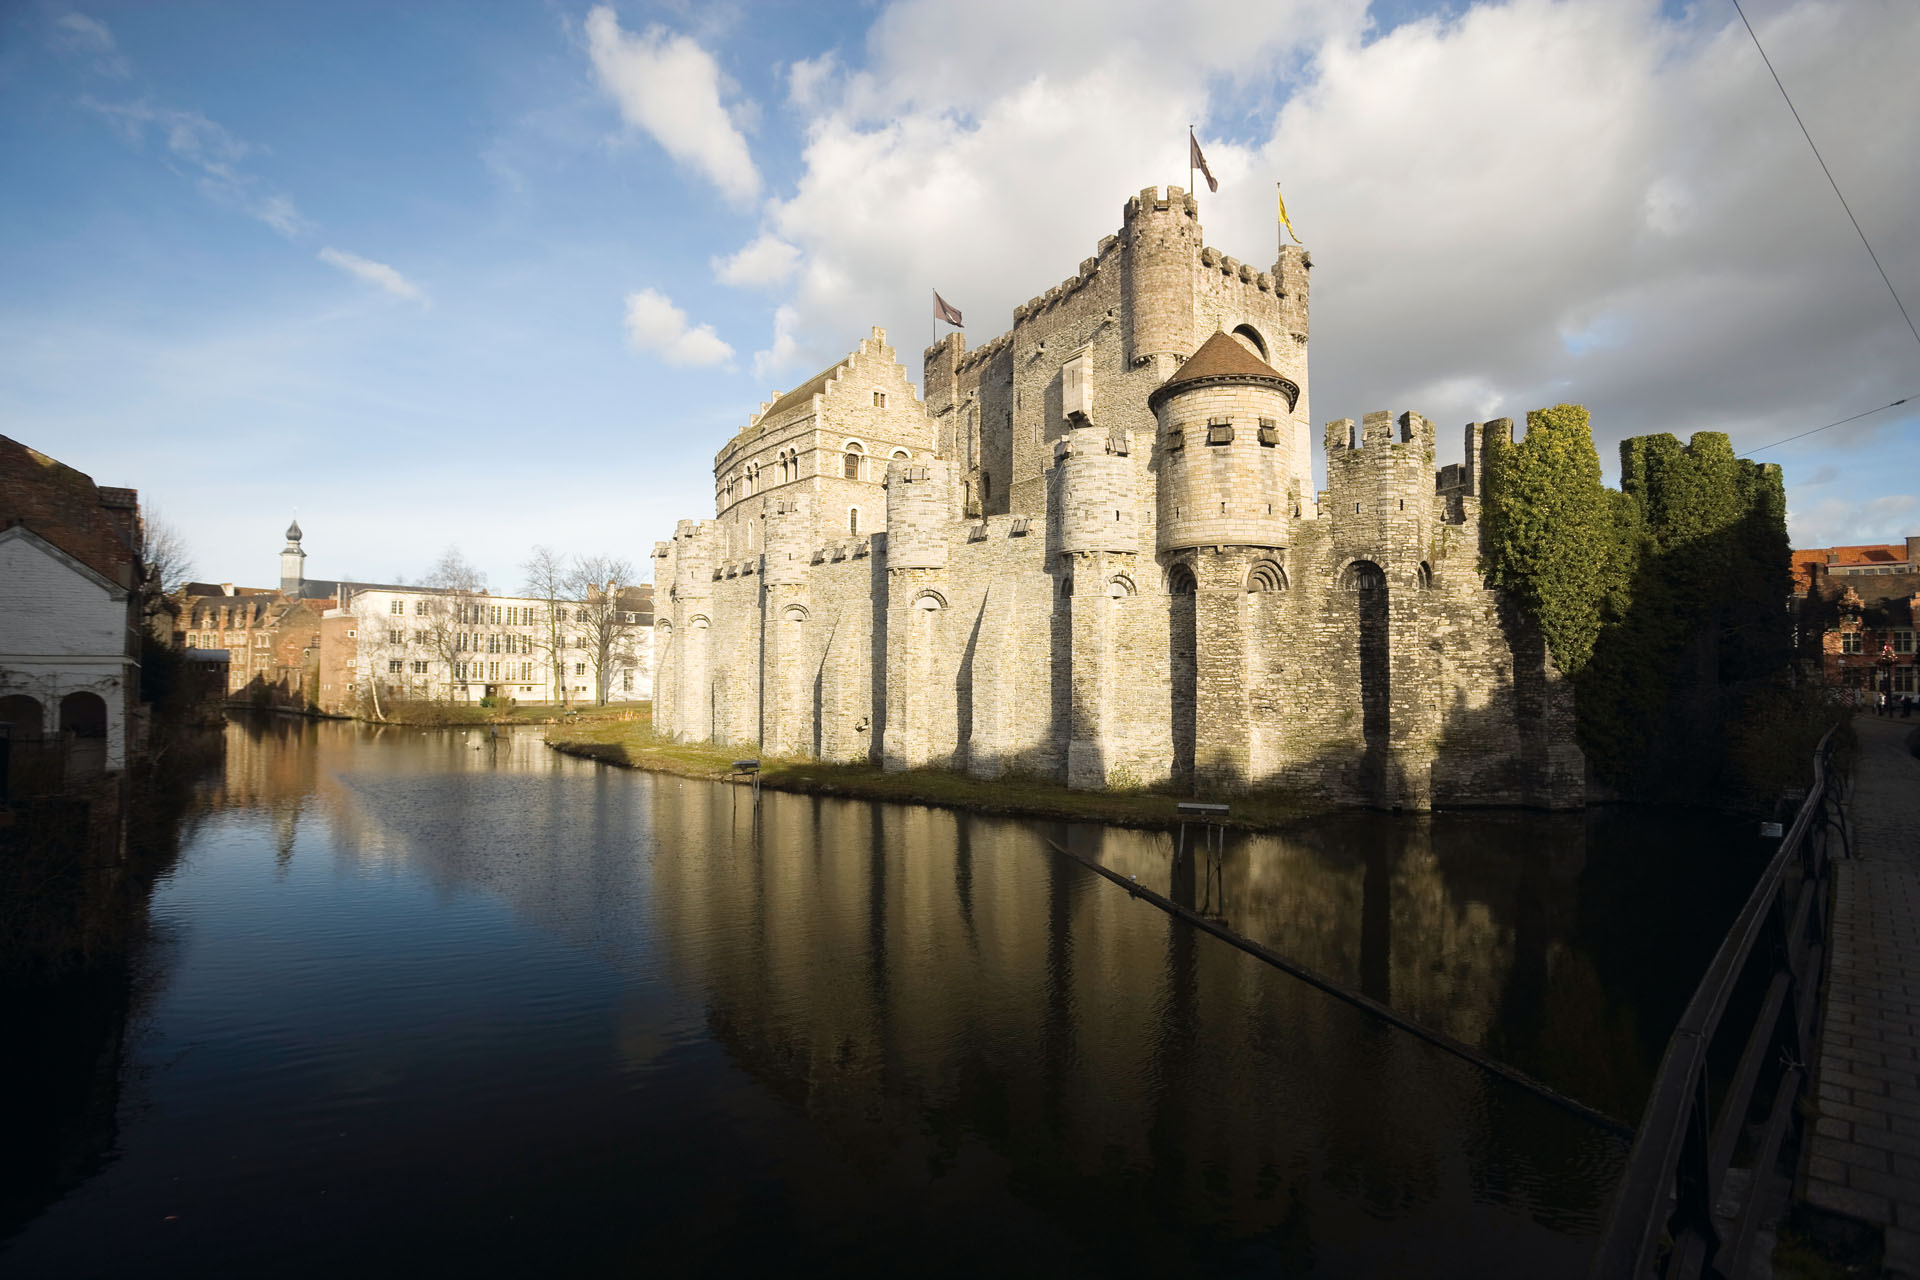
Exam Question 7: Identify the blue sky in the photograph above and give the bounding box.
[2,0,1915,591]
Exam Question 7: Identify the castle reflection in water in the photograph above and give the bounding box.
[121,718,1753,1271]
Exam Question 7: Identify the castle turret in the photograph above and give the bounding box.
[1152,331,1302,553]
[661,518,718,742]
[882,457,952,570]
[279,518,306,596]
[881,457,954,772]
[760,495,813,754]
[1052,418,1136,555]
[1122,186,1199,370]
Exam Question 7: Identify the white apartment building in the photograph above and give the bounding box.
[333,585,654,708]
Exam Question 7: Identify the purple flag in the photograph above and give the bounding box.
[1190,130,1218,193]
[934,292,964,327]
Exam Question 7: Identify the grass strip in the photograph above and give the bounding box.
[544,709,1323,832]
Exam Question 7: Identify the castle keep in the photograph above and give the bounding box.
[651,185,1583,808]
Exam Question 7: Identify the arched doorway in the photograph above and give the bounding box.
[60,690,109,777]
[1168,563,1198,783]
[59,691,107,738]
[0,694,43,738]
[1341,561,1389,742]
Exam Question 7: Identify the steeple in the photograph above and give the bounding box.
[280,517,306,596]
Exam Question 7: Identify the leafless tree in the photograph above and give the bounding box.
[419,547,488,703]
[566,554,644,705]
[347,591,405,721]
[140,509,194,627]
[522,544,576,707]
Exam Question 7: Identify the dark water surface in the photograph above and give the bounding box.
[1,718,1763,1276]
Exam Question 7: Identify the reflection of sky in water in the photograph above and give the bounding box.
[3,720,1754,1276]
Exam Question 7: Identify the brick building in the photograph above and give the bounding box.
[1794,537,1919,698]
[0,435,148,781]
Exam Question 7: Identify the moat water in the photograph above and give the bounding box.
[1,717,1765,1276]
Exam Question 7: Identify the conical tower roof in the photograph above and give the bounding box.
[1148,331,1300,411]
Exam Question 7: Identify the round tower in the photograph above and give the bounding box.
[1053,419,1136,555]
[883,458,951,570]
[279,518,306,596]
[1152,331,1301,553]
[1122,186,1199,368]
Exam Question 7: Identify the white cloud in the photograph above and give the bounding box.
[1789,493,1918,547]
[51,11,129,77]
[713,234,800,288]
[738,0,1920,479]
[787,53,838,110]
[82,97,310,237]
[624,288,734,366]
[318,248,428,304]
[583,6,760,206]
[753,305,802,380]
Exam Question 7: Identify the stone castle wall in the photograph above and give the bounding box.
[651,187,1585,809]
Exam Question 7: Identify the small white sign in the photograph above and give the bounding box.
[1759,822,1784,839]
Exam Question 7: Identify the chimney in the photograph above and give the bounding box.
[1906,535,1919,566]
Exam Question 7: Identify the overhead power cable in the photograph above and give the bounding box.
[1730,0,1920,357]
[1749,395,1914,455]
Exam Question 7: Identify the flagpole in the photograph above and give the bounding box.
[1188,125,1194,198]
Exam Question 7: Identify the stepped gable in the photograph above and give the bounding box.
[760,355,852,425]
[1148,330,1299,410]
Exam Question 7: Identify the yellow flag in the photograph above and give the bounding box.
[1276,182,1301,244]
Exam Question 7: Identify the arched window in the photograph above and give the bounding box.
[1230,324,1269,361]
[843,442,865,480]
[1107,575,1135,599]
[849,507,860,535]
[980,472,992,506]
[1167,563,1197,596]
[1418,561,1434,590]
[891,448,910,461]
[1247,561,1288,593]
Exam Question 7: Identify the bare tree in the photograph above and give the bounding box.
[522,544,575,708]
[566,554,643,706]
[419,547,488,703]
[141,510,194,595]
[140,509,194,629]
[347,591,406,721]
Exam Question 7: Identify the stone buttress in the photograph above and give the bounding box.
[881,457,954,771]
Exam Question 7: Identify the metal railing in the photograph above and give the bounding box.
[1590,725,1850,1278]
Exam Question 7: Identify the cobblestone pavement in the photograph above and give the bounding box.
[1804,714,1920,1277]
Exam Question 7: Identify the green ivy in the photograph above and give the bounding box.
[1480,404,1617,676]
[1483,410,1793,789]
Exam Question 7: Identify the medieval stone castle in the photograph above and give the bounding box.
[651,185,1584,808]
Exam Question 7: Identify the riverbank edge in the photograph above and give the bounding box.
[543,734,1330,833]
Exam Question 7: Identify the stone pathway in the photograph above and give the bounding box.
[1803,714,1920,1276]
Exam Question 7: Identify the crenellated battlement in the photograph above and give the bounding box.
[1123,185,1200,225]
[1324,410,1435,456]
[1199,246,1276,293]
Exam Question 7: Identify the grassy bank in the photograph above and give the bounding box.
[362,701,646,728]
[545,708,1322,832]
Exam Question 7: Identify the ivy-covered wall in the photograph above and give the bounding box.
[1481,405,1791,792]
